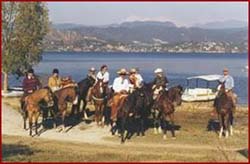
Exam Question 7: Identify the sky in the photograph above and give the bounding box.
[47,2,248,27]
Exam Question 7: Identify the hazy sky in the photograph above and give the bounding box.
[47,2,248,26]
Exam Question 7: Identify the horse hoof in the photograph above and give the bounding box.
[172,137,176,140]
[163,135,167,140]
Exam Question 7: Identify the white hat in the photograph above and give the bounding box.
[89,67,96,72]
[117,68,128,75]
[154,68,163,74]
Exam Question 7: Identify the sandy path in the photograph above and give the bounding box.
[2,102,112,145]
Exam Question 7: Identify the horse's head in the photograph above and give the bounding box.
[168,85,183,106]
[43,87,54,107]
[217,82,226,95]
[92,79,105,98]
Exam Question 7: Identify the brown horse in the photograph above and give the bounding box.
[23,87,54,136]
[214,83,234,138]
[91,79,106,126]
[152,85,183,139]
[53,86,78,131]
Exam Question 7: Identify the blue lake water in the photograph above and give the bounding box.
[7,52,248,105]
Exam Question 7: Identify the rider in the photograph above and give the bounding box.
[96,65,110,95]
[219,68,236,104]
[152,68,169,100]
[21,68,42,112]
[110,68,130,121]
[48,68,62,92]
[129,68,143,92]
[86,67,97,103]
[211,68,237,116]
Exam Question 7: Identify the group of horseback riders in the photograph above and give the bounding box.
[21,65,236,117]
[20,65,237,140]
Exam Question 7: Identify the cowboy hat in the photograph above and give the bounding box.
[89,67,96,72]
[130,68,137,73]
[154,68,163,74]
[117,68,128,75]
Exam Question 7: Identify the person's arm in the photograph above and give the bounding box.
[48,76,53,88]
[112,78,119,92]
[22,78,29,93]
[104,72,109,83]
[124,79,130,92]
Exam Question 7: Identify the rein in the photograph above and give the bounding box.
[92,95,105,101]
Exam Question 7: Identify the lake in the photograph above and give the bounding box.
[7,52,248,105]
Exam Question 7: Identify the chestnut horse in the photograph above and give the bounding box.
[214,83,234,138]
[152,85,183,139]
[91,79,106,126]
[53,86,78,131]
[23,87,54,136]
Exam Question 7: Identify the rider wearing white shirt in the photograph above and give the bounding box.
[96,65,109,84]
[112,68,130,93]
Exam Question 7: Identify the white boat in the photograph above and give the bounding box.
[181,74,221,102]
[2,87,24,98]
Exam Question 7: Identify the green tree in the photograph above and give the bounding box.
[2,2,49,92]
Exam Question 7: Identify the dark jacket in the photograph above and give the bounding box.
[153,76,168,88]
[22,76,42,94]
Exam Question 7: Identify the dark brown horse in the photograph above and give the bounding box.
[23,87,54,136]
[214,83,234,138]
[91,79,106,126]
[76,76,96,119]
[53,86,78,131]
[152,85,183,139]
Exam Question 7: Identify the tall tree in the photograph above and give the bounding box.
[2,2,49,92]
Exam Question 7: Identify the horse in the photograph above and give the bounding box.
[152,85,183,139]
[53,86,78,131]
[114,85,153,143]
[91,79,106,126]
[214,83,234,138]
[23,87,54,136]
[76,76,96,119]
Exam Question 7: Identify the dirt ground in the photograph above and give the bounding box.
[1,98,249,162]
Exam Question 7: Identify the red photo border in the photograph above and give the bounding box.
[0,0,249,163]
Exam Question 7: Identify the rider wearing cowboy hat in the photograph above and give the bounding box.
[129,68,143,92]
[152,68,169,100]
[112,68,130,94]
[110,68,130,122]
[86,67,97,103]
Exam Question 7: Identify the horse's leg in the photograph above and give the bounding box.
[101,105,105,127]
[121,117,126,143]
[162,117,167,140]
[218,114,223,138]
[141,117,145,136]
[82,99,88,119]
[62,110,66,131]
[225,114,230,138]
[28,112,33,136]
[23,111,27,130]
[229,111,233,136]
[35,112,40,135]
[169,113,176,139]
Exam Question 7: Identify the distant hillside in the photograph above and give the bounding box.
[52,21,247,44]
[194,20,247,29]
[44,21,248,53]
